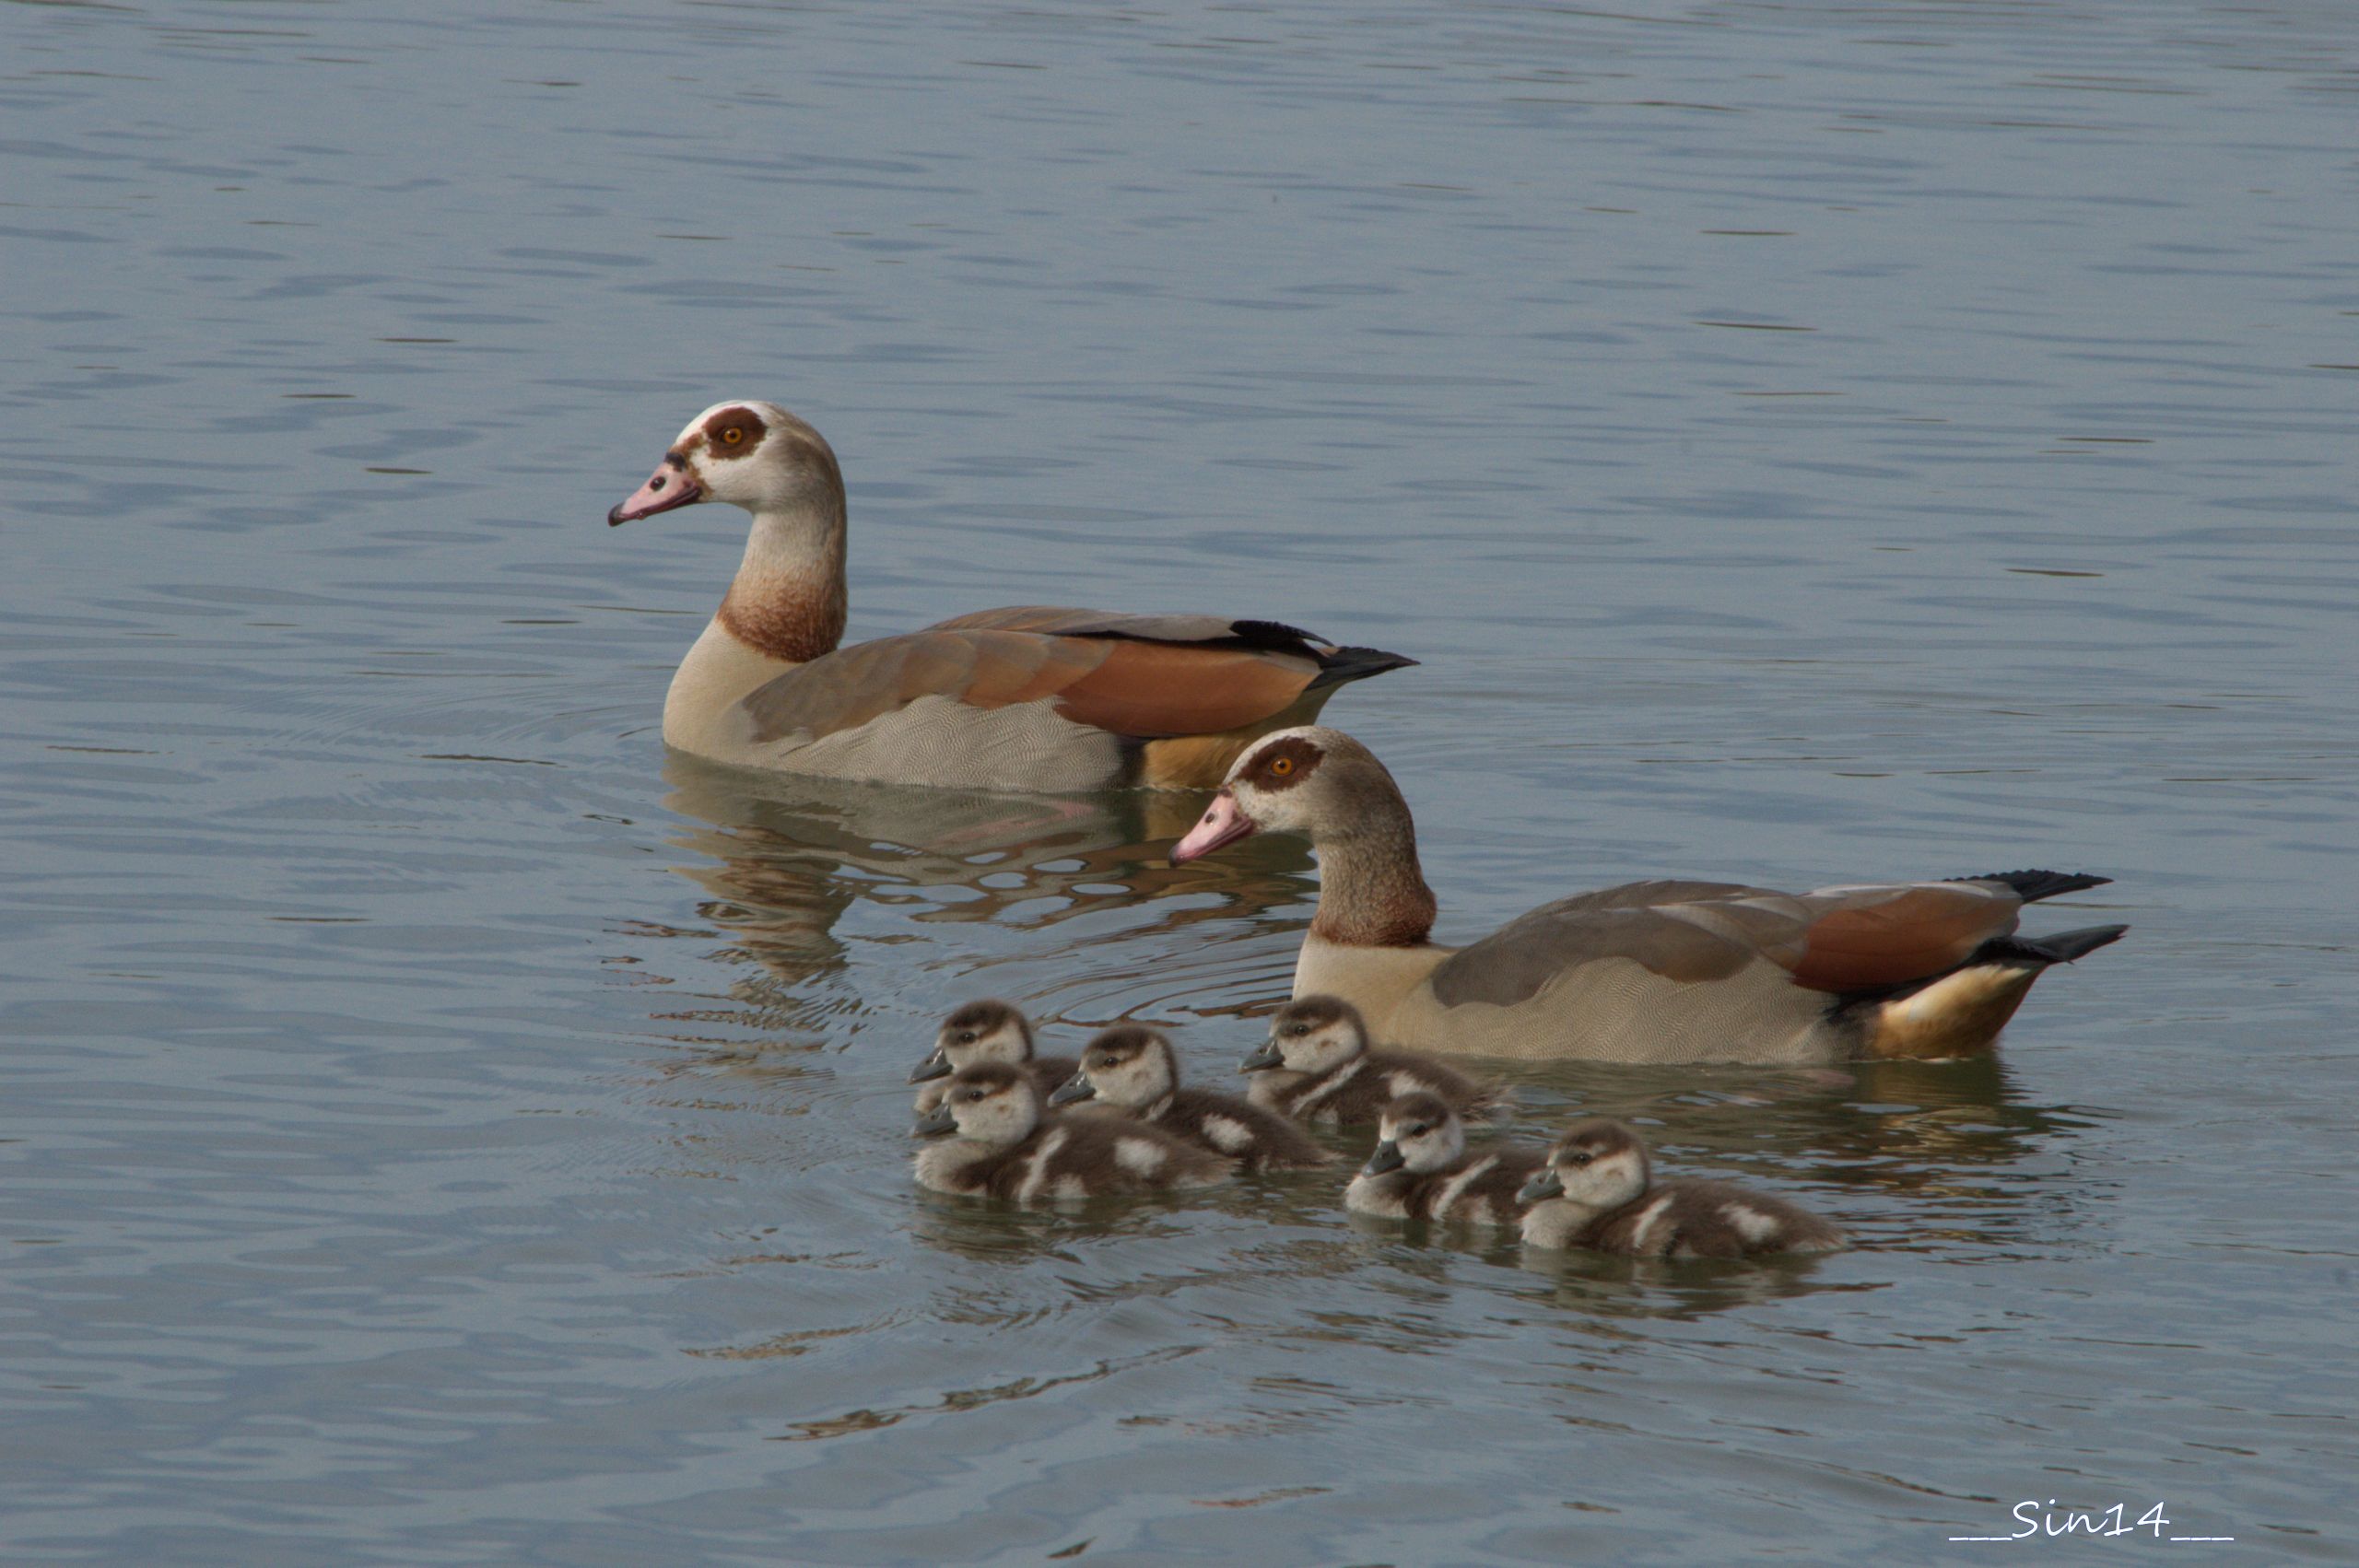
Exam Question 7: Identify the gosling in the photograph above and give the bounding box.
[1241,994,1498,1126]
[1344,1092,1546,1226]
[911,1062,1232,1200]
[1518,1117,1846,1258]
[910,1000,1077,1116]
[1050,1025,1330,1172]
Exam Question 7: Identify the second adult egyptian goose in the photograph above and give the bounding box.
[1169,727,2128,1064]
[609,402,1414,790]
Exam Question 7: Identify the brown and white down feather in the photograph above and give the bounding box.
[1344,1093,1545,1228]
[913,1063,1232,1200]
[1518,1118,1845,1258]
[1054,1026,1329,1173]
[909,1000,1075,1118]
[1242,994,1498,1126]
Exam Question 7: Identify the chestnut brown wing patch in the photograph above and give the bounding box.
[738,627,1324,743]
[1427,878,2034,1007]
[1049,641,1320,738]
[1783,882,2024,992]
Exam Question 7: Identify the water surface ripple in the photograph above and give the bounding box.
[3,1,2353,1562]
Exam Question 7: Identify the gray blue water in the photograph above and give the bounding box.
[4,1,2354,1562]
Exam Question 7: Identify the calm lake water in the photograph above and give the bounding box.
[5,1,2354,1562]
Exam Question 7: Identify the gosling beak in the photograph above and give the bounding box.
[1517,1167,1565,1205]
[1170,790,1255,865]
[909,1051,952,1084]
[911,1105,957,1138]
[607,452,703,525]
[1361,1140,1405,1176]
[1239,1040,1284,1074]
[1047,1074,1097,1107]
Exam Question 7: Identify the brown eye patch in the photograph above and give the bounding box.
[1246,735,1322,792]
[700,404,768,457]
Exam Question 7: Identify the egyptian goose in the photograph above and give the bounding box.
[609,403,1414,789]
[1518,1117,1846,1258]
[1170,726,2128,1063]
[911,1062,1233,1199]
[1048,1025,1330,1172]
[1344,1092,1545,1225]
[1239,994,1499,1126]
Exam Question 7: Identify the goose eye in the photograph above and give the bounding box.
[1268,756,1294,776]
[722,427,745,445]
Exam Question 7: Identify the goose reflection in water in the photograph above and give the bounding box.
[651,755,1325,1048]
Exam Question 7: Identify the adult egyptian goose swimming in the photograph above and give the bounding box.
[608,402,1414,790]
[911,1062,1233,1200]
[1344,1092,1545,1226]
[1517,1118,1846,1258]
[1047,1024,1330,1172]
[1169,726,2128,1063]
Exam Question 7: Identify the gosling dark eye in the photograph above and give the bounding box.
[1286,1024,1309,1037]
[1567,1151,1592,1166]
[956,1031,977,1045]
[1407,1123,1430,1138]
[964,1089,986,1102]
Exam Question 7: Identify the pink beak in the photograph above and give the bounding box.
[1171,790,1256,865]
[606,456,703,525]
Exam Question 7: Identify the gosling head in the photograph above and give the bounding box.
[1517,1117,1652,1211]
[607,400,844,525]
[1050,1024,1178,1111]
[910,1000,1037,1083]
[1242,993,1369,1076]
[1364,1091,1465,1177]
[911,1062,1043,1149]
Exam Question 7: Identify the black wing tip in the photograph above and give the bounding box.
[1985,923,2130,966]
[1948,869,2113,903]
[1309,644,1420,689]
[1228,617,1329,649]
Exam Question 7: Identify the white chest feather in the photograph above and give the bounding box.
[1291,936,1450,1036]
[1344,1171,1413,1220]
[663,617,793,755]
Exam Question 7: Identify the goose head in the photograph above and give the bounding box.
[608,400,844,524]
[1518,1117,1652,1210]
[1050,1024,1178,1111]
[1170,726,1414,863]
[913,1062,1044,1147]
[910,1000,1037,1083]
[1242,993,1369,1076]
[1364,1091,1465,1176]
